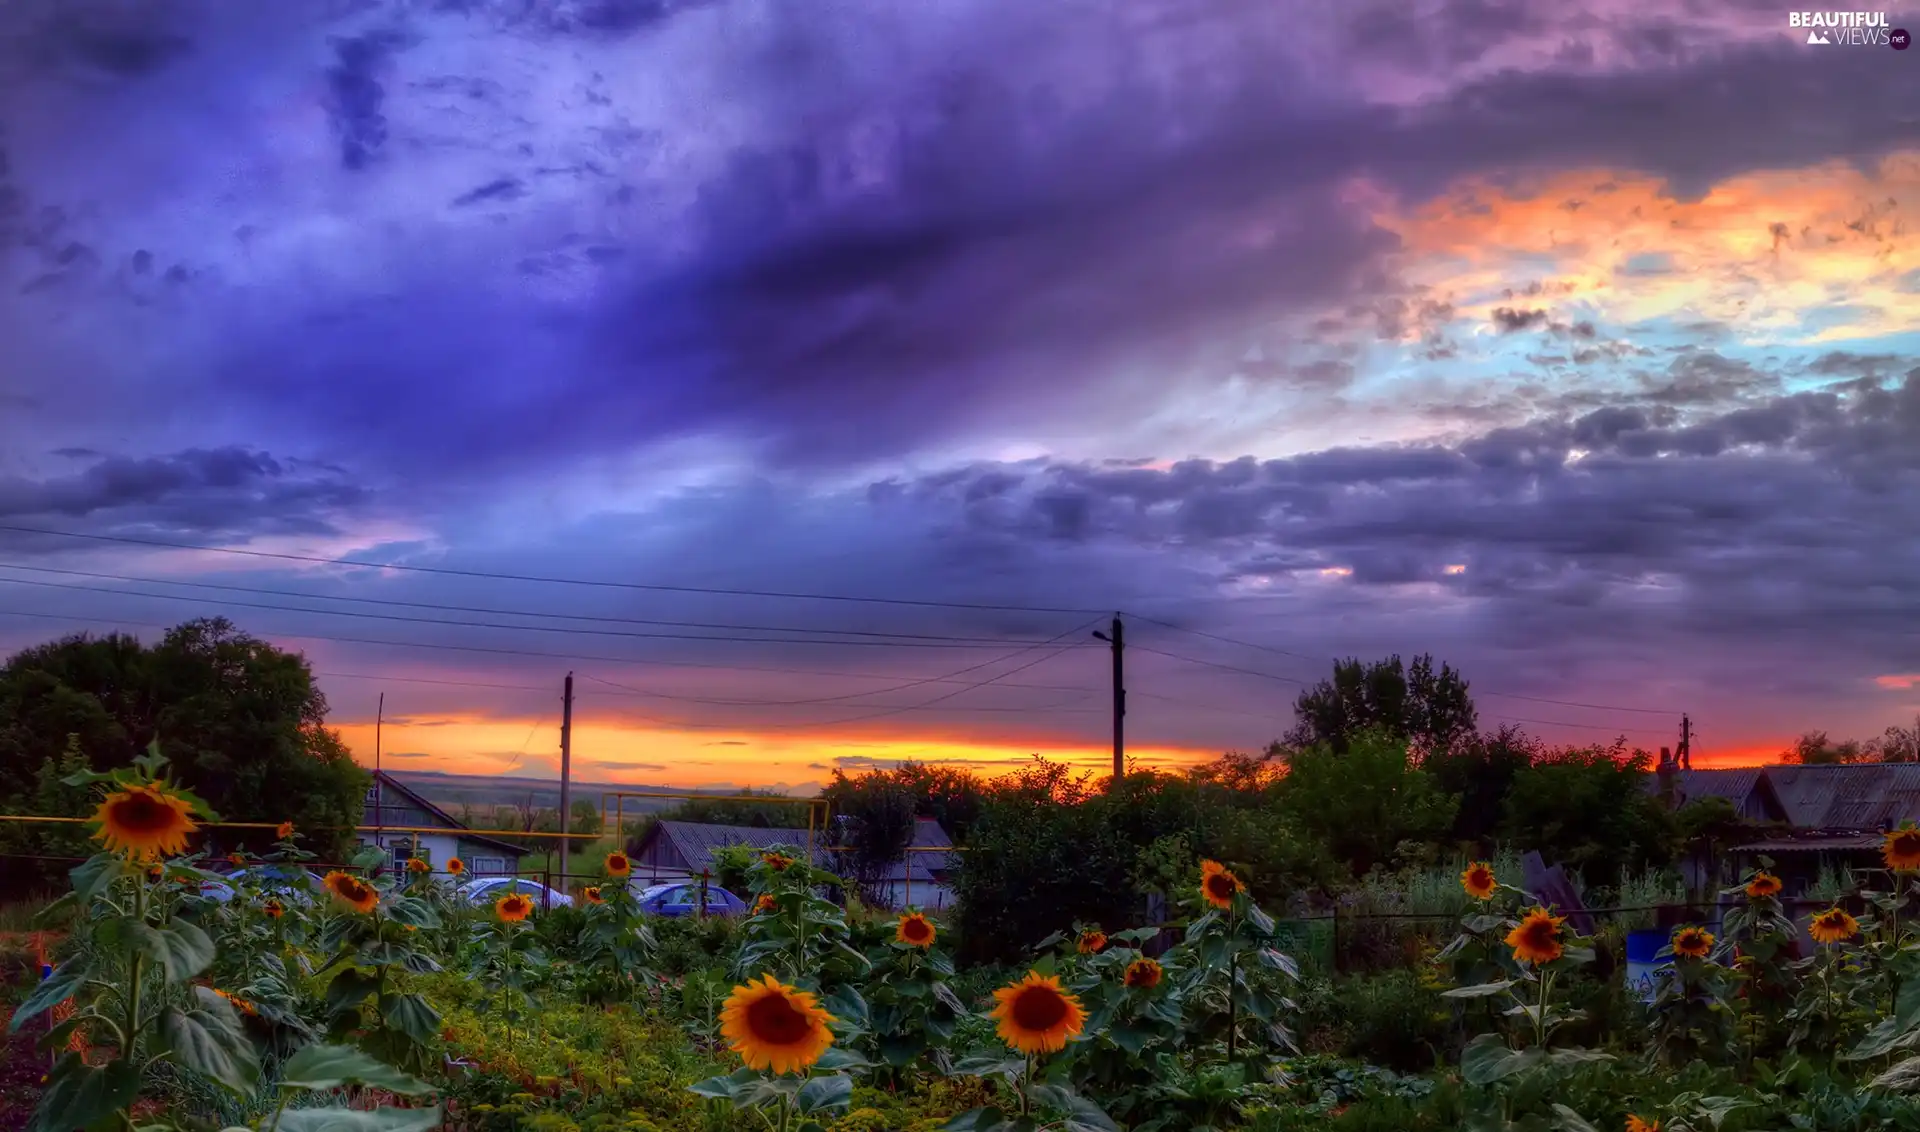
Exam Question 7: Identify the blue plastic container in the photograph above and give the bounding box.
[1624,929,1667,1000]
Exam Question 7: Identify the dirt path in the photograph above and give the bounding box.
[0,1003,48,1128]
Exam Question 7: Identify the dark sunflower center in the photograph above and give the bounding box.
[904,919,931,941]
[111,792,174,832]
[1896,834,1920,856]
[1205,874,1237,899]
[1010,985,1069,1032]
[1468,869,1491,887]
[1126,963,1157,986]
[1521,920,1556,949]
[746,993,814,1045]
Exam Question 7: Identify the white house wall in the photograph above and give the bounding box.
[357,831,518,878]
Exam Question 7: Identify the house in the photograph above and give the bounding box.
[628,816,959,909]
[1729,764,1920,890]
[629,820,827,885]
[359,771,531,879]
[1647,767,1790,824]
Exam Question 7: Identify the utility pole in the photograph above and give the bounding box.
[374,692,385,851]
[1679,714,1693,771]
[558,673,574,896]
[1092,616,1125,784]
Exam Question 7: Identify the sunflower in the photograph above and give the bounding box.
[990,971,1087,1055]
[1626,1116,1660,1132]
[1745,872,1782,899]
[604,852,632,878]
[1460,861,1497,900]
[496,893,535,922]
[1671,925,1714,959]
[762,852,795,872]
[1077,930,1108,955]
[445,857,465,877]
[718,974,837,1073]
[896,912,936,948]
[275,822,295,840]
[1123,957,1163,989]
[146,864,164,882]
[324,871,379,914]
[754,894,778,916]
[90,783,199,860]
[1809,906,1859,945]
[1199,860,1245,910]
[583,886,605,905]
[261,899,284,919]
[1505,906,1566,965]
[227,853,246,869]
[1886,827,1920,872]
[212,988,257,1017]
[406,858,431,875]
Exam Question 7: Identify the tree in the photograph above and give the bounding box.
[1284,653,1478,756]
[0,619,367,861]
[1426,725,1539,847]
[1498,741,1675,888]
[1782,731,1876,764]
[1277,728,1458,876]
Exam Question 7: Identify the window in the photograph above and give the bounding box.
[468,856,507,876]
[388,839,415,872]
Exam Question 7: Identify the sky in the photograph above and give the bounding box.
[1,0,1918,792]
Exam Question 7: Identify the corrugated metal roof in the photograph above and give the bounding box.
[1767,764,1920,830]
[648,821,943,882]
[1734,834,1880,853]
[1642,768,1763,802]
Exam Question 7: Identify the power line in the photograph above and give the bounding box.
[1129,644,1308,686]
[0,523,1108,615]
[0,607,1102,694]
[1496,715,1671,737]
[0,561,1066,645]
[1126,610,1681,717]
[0,573,1085,650]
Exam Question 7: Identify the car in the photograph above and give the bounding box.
[635,881,747,918]
[456,876,572,909]
[200,866,326,905]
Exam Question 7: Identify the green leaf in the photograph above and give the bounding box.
[796,1073,854,1115]
[381,993,440,1047]
[821,985,870,1031]
[27,1054,141,1132]
[1460,1033,1544,1086]
[323,968,379,1016]
[269,1108,442,1132]
[815,1048,875,1071]
[279,1044,433,1095]
[688,1068,762,1101]
[1873,1055,1920,1091]
[11,957,90,1032]
[1549,1103,1600,1132]
[160,990,261,1093]
[101,920,216,984]
[69,856,133,905]
[951,1055,1026,1079]
[1544,1047,1613,1069]
[1442,980,1517,999]
[939,1107,1013,1132]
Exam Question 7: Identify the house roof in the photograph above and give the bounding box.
[642,817,955,883]
[1734,833,1881,853]
[368,771,531,857]
[1766,764,1920,830]
[1644,767,1783,815]
[641,821,827,871]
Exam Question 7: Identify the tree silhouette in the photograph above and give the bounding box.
[1283,653,1478,757]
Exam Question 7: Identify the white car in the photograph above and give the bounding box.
[455,876,572,909]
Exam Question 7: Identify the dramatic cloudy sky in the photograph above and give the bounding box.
[1,0,1917,790]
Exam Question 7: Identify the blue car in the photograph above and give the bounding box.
[636,882,747,918]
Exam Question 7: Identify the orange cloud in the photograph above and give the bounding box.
[1377,152,1920,345]
[335,712,1219,792]
[1876,674,1920,691]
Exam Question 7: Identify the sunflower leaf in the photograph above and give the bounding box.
[1442,980,1517,999]
[11,957,90,1032]
[27,1053,142,1132]
[822,985,870,1031]
[381,993,441,1047]
[157,996,260,1093]
[1548,1103,1600,1132]
[795,1073,853,1115]
[270,1108,442,1132]
[280,1043,433,1094]
[103,919,215,984]
[937,1107,1015,1132]
[1460,1033,1544,1086]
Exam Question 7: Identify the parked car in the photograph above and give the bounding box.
[456,876,572,909]
[635,882,747,918]
[201,866,326,905]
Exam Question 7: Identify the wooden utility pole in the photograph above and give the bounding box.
[558,673,575,894]
[1679,714,1693,771]
[374,692,385,849]
[1093,616,1126,783]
